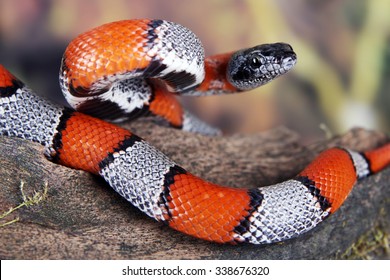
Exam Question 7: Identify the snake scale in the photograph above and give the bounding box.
[1,19,389,244]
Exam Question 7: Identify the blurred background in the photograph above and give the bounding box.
[1,0,389,142]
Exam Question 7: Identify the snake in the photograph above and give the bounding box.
[1,19,389,244]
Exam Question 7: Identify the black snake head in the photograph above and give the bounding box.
[227,43,297,90]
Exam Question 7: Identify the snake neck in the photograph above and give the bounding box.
[184,52,238,96]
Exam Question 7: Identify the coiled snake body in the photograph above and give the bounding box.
[1,19,389,244]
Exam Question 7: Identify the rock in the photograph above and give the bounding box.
[0,121,389,259]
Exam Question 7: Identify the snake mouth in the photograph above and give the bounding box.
[227,43,297,90]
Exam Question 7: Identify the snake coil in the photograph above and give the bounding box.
[1,19,389,244]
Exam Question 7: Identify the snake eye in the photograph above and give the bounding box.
[250,55,263,68]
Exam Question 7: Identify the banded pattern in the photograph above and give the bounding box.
[2,65,390,244]
[59,19,207,131]
[0,65,64,155]
[59,19,297,135]
[1,19,390,244]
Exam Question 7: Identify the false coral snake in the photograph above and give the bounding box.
[1,19,389,244]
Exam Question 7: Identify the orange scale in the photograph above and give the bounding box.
[182,178,194,189]
[93,129,104,138]
[95,54,106,65]
[57,113,132,174]
[177,206,187,215]
[132,51,142,60]
[110,40,122,49]
[181,190,193,200]
[134,29,146,36]
[140,57,151,69]
[170,184,182,195]
[219,218,238,231]
[221,235,234,243]
[117,60,130,72]
[190,196,208,208]
[191,228,207,239]
[170,209,179,217]
[203,229,220,240]
[183,193,195,203]
[184,222,199,232]
[189,187,202,198]
[75,76,90,89]
[183,226,197,237]
[365,144,390,173]
[194,228,210,239]
[111,55,123,64]
[209,232,222,241]
[105,62,117,74]
[299,148,356,212]
[171,188,186,198]
[137,46,146,55]
[194,186,208,197]
[165,174,250,242]
[179,174,192,188]
[0,65,20,86]
[210,217,225,228]
[217,226,232,237]
[127,59,139,71]
[216,217,235,233]
[178,173,190,181]
[196,203,212,213]
[222,223,236,232]
[171,220,184,231]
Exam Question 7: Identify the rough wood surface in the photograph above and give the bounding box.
[0,121,389,259]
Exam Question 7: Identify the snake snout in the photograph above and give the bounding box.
[227,42,297,90]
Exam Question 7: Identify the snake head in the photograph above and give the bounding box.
[227,43,297,90]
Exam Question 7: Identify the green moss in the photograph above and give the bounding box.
[0,181,48,227]
[338,226,389,259]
